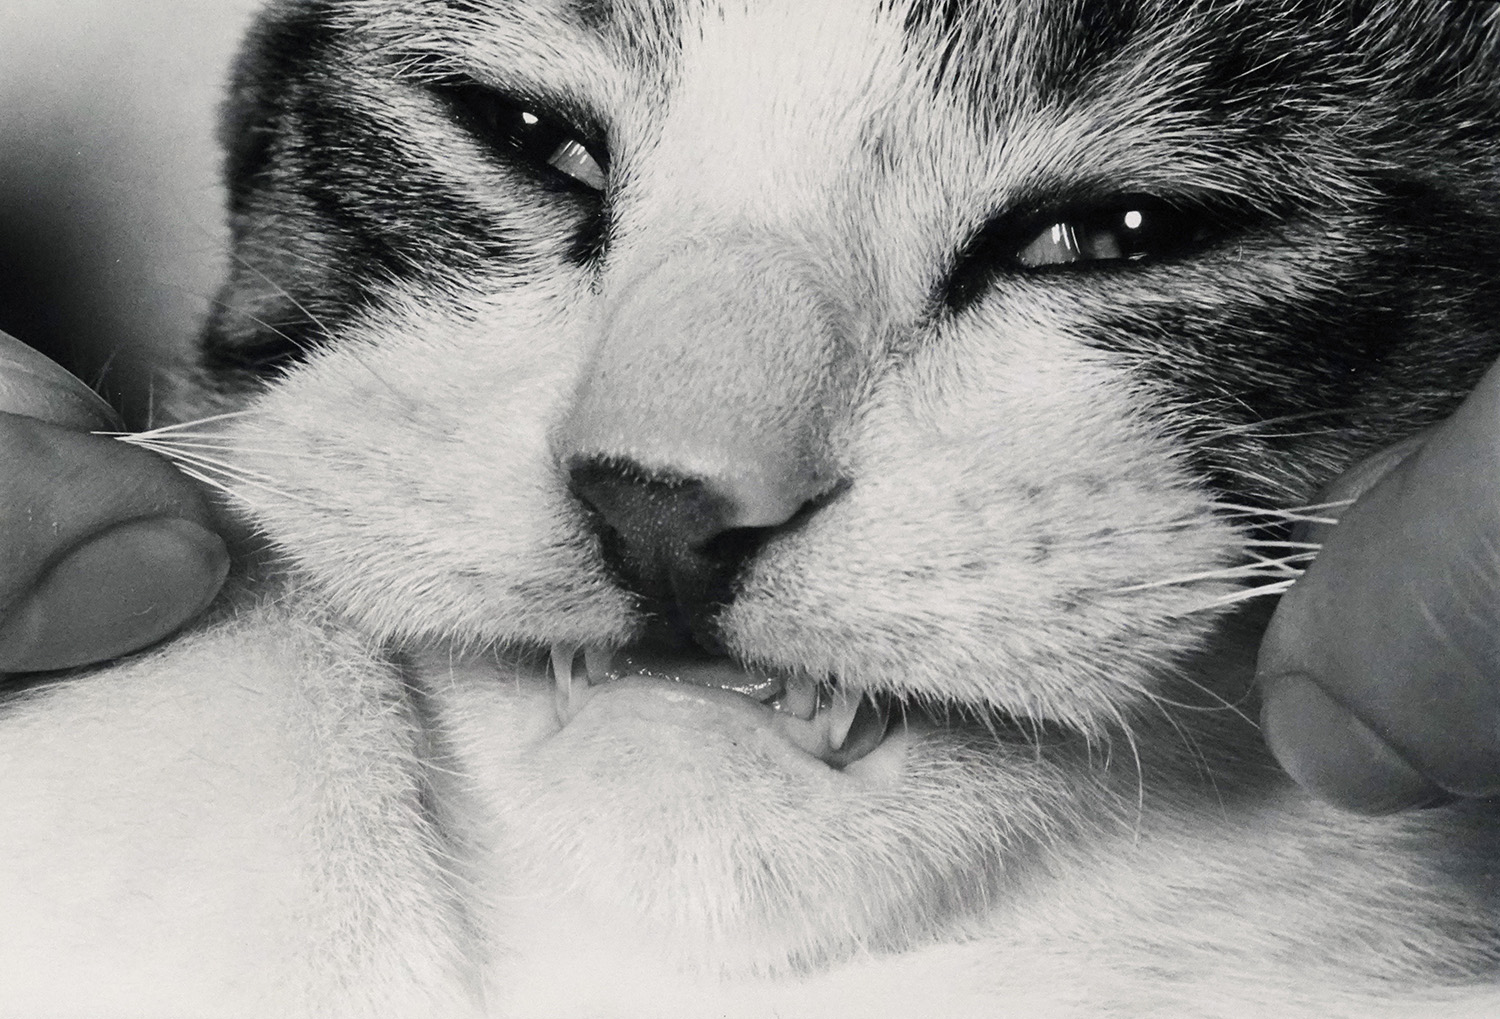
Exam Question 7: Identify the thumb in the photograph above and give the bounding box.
[1257,360,1500,812]
[0,330,228,674]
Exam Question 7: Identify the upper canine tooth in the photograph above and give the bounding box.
[827,694,893,767]
[551,643,583,725]
[550,643,578,686]
[825,685,859,752]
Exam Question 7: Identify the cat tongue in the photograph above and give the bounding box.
[601,646,783,701]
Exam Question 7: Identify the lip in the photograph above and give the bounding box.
[549,642,895,769]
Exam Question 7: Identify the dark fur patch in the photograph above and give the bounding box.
[1084,174,1500,503]
[570,0,613,30]
[1030,0,1143,106]
[915,0,1500,500]
[204,2,593,385]
[219,1,339,219]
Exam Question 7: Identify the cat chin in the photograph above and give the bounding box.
[425,650,1099,974]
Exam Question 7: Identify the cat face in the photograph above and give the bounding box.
[181,0,1500,970]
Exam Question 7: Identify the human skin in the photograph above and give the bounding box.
[0,332,227,674]
[1258,360,1500,814]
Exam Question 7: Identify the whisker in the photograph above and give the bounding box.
[1241,549,1318,573]
[228,252,336,345]
[188,279,325,363]
[153,454,294,493]
[97,409,261,439]
[170,464,240,500]
[1184,408,1355,448]
[121,441,291,486]
[158,456,285,510]
[1108,672,1243,717]
[1102,699,1145,842]
[1173,579,1299,614]
[135,445,269,483]
[223,249,421,409]
[1126,680,1224,800]
[123,443,317,506]
[123,437,309,459]
[1208,499,1353,526]
[1106,553,1317,595]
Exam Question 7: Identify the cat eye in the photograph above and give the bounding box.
[945,195,1236,311]
[1015,200,1208,268]
[443,82,608,192]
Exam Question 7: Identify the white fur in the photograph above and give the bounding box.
[4,0,1497,1014]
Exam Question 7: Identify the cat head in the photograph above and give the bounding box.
[172,0,1500,967]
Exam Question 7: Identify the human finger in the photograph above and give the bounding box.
[1257,360,1500,812]
[0,328,123,431]
[0,412,228,674]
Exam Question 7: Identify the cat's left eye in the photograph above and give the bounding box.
[946,195,1233,311]
[541,134,609,191]
[444,83,608,192]
[1015,200,1208,268]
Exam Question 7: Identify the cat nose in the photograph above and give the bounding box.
[565,455,823,651]
[552,242,856,649]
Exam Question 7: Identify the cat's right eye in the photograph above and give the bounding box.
[443,82,608,192]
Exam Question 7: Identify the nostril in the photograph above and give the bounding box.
[566,458,732,578]
[566,456,819,651]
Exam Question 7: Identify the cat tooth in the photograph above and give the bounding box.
[824,685,860,752]
[550,643,577,688]
[827,694,893,768]
[779,672,819,720]
[551,643,584,726]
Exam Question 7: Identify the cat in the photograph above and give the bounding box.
[2,0,1500,1015]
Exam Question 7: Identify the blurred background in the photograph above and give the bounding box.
[0,0,260,426]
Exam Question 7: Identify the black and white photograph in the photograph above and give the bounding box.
[1,2,1498,1015]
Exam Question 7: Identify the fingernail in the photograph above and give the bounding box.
[0,328,124,431]
[0,517,229,673]
[1261,671,1445,814]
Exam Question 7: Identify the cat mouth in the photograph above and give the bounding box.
[548,642,896,768]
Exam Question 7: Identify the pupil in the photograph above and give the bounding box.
[506,107,568,163]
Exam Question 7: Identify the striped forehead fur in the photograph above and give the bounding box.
[262,0,1500,219]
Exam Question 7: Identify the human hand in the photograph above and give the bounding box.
[1257,359,1500,814]
[0,330,228,674]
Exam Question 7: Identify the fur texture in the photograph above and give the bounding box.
[3,1,1500,1015]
